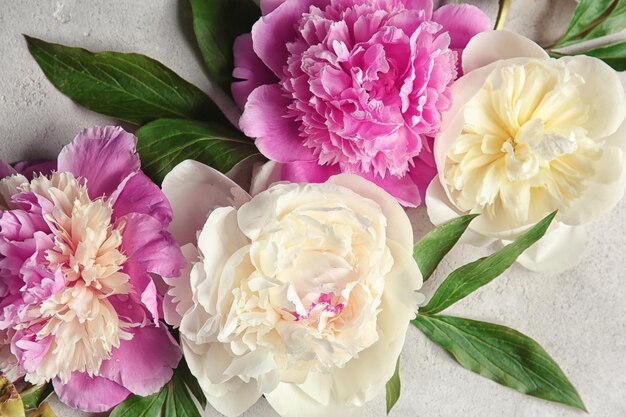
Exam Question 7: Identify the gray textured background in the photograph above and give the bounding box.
[0,1,625,416]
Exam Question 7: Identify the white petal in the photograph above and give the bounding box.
[162,160,251,245]
[558,55,626,139]
[265,383,361,417]
[515,223,587,273]
[162,243,198,327]
[462,30,548,74]
[250,160,282,196]
[328,173,414,249]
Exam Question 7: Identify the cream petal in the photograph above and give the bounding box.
[250,160,283,196]
[558,55,626,139]
[161,160,251,245]
[515,223,587,273]
[162,243,199,327]
[462,30,548,74]
[328,173,414,249]
[265,382,360,417]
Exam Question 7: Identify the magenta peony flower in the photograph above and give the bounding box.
[234,0,490,206]
[0,127,185,412]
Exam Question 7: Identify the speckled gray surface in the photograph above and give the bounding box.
[0,1,625,416]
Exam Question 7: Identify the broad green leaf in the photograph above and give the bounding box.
[30,402,57,417]
[421,212,556,315]
[176,359,207,409]
[583,1,626,41]
[385,359,401,414]
[135,118,259,184]
[20,383,53,410]
[0,377,24,417]
[581,40,626,71]
[109,389,167,417]
[25,36,228,126]
[413,314,586,411]
[163,373,202,417]
[414,214,478,281]
[555,0,622,48]
[189,0,260,95]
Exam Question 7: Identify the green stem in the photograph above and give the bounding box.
[495,0,511,30]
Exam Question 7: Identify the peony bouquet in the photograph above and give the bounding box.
[1,0,626,416]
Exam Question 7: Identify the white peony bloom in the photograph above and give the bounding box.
[427,30,626,272]
[162,160,422,417]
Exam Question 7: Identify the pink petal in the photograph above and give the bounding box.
[111,171,173,225]
[57,126,140,199]
[259,0,285,14]
[240,84,315,163]
[99,325,181,396]
[53,373,131,413]
[407,0,434,20]
[251,0,328,76]
[232,34,279,109]
[0,161,16,179]
[408,143,438,203]
[281,160,341,183]
[13,160,56,180]
[357,170,421,207]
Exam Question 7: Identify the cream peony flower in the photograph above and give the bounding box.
[162,160,422,417]
[427,31,626,272]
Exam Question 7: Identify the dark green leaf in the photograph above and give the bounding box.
[581,40,626,71]
[20,383,53,410]
[555,0,623,48]
[176,359,207,409]
[421,212,556,315]
[190,0,260,95]
[135,118,259,184]
[163,373,202,417]
[583,1,626,41]
[414,214,478,281]
[109,389,167,417]
[413,314,586,411]
[385,358,401,414]
[25,36,228,126]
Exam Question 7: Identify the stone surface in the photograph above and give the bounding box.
[0,1,625,416]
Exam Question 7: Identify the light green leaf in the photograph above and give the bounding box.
[135,118,260,184]
[385,359,401,414]
[0,377,24,417]
[189,0,260,95]
[554,0,623,48]
[109,389,167,417]
[414,214,478,281]
[20,383,53,410]
[421,212,556,315]
[413,314,586,411]
[163,373,203,417]
[581,40,626,71]
[583,1,626,41]
[25,36,228,126]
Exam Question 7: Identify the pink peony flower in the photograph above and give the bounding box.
[0,127,185,412]
[234,0,490,206]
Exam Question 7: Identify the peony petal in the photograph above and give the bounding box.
[99,325,181,396]
[163,243,199,328]
[251,0,326,76]
[161,160,251,246]
[462,30,548,74]
[0,161,16,179]
[515,223,587,273]
[57,126,140,199]
[353,169,421,207]
[281,160,341,184]
[250,161,283,196]
[558,55,626,139]
[240,84,316,163]
[53,373,131,413]
[13,160,56,180]
[111,171,173,225]
[260,0,286,14]
[408,148,438,203]
[266,383,361,417]
[232,34,279,109]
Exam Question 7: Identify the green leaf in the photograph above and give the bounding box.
[30,402,57,417]
[413,314,586,411]
[135,118,260,184]
[555,0,623,48]
[25,36,228,126]
[385,359,401,414]
[421,211,556,315]
[0,377,24,417]
[414,214,478,281]
[583,1,626,41]
[176,359,207,409]
[581,40,626,71]
[163,373,203,417]
[109,389,167,417]
[19,383,53,410]
[190,0,260,95]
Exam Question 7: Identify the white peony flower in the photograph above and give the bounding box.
[162,160,422,417]
[427,30,626,272]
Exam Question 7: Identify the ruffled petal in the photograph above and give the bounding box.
[57,126,140,199]
[240,84,316,163]
[53,373,131,413]
[111,171,173,225]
